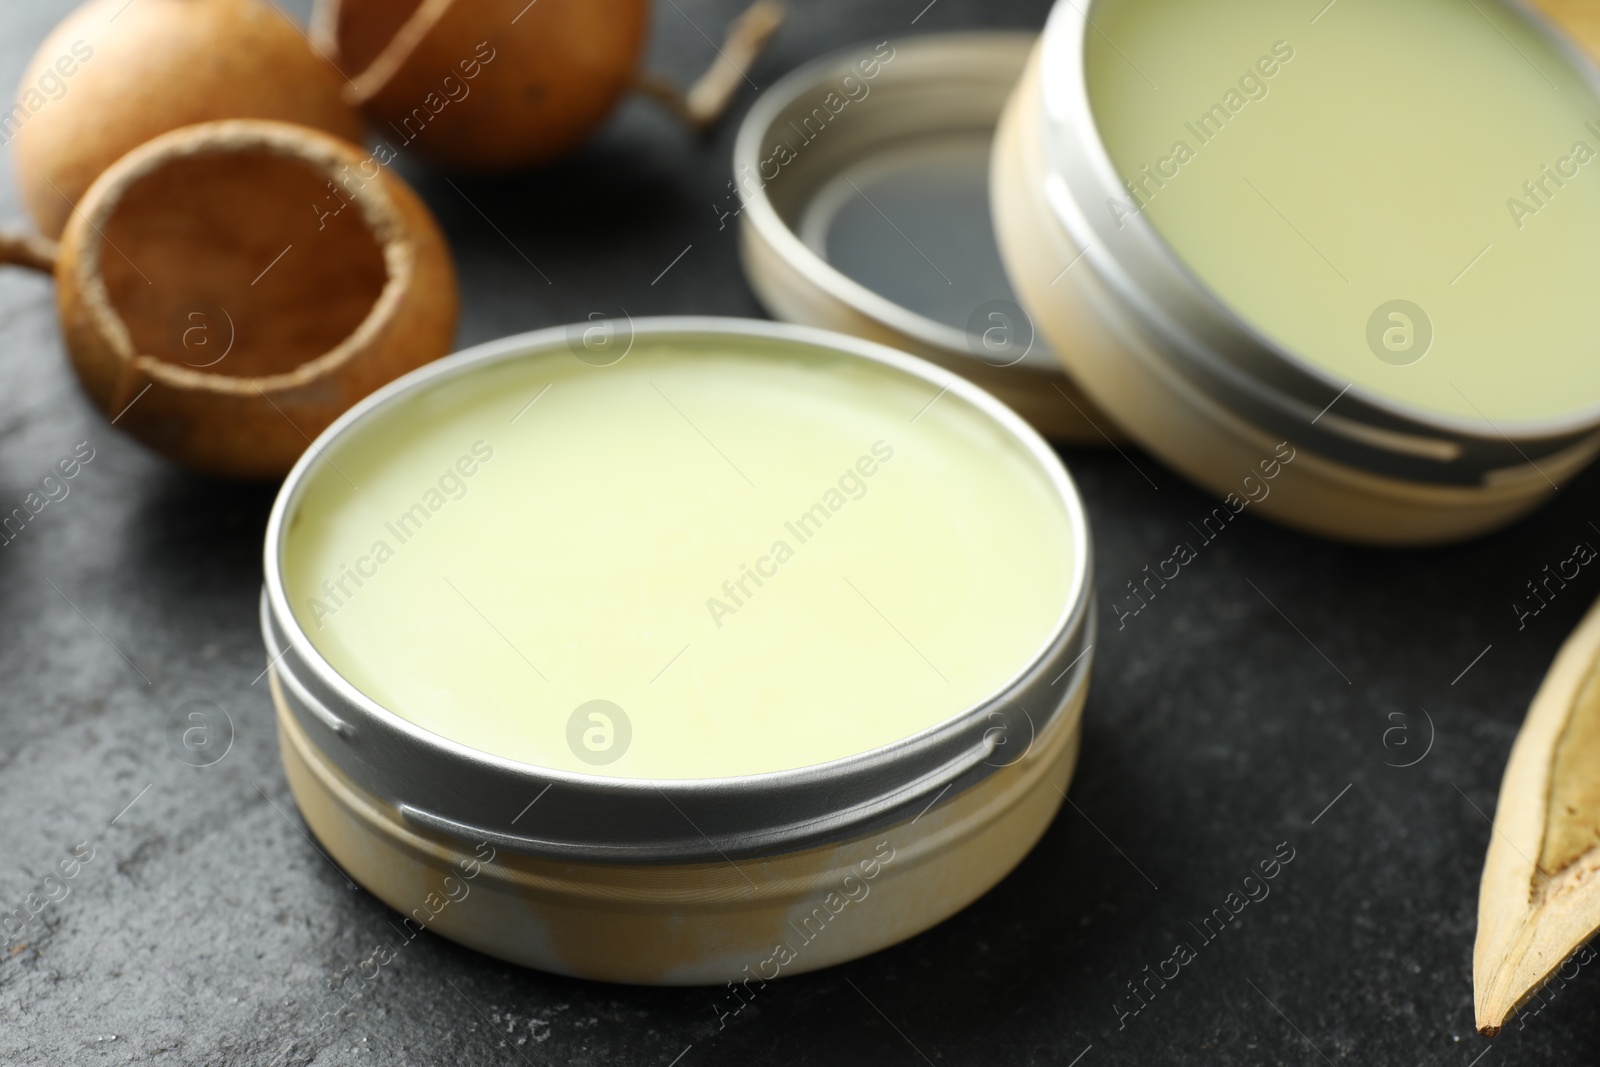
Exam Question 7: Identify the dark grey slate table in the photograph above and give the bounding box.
[1,0,1595,1063]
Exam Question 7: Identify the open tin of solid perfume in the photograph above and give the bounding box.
[990,0,1600,544]
[261,318,1093,984]
[733,32,1113,443]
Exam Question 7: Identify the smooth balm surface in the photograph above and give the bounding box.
[282,336,1076,779]
[1086,0,1600,427]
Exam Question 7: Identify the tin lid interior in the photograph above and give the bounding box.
[736,33,1059,373]
[1027,0,1600,481]
[799,131,1012,337]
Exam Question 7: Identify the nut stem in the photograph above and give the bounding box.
[638,0,786,135]
[342,0,459,107]
[0,230,59,274]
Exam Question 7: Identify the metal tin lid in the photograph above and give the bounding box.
[734,33,1114,444]
[1026,0,1600,487]
[261,318,1094,863]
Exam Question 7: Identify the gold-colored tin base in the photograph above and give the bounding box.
[271,666,1087,985]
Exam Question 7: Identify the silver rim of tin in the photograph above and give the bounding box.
[1031,0,1600,486]
[261,317,1094,864]
[734,32,1063,376]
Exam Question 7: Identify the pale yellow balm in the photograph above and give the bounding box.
[281,336,1077,779]
[1087,0,1600,427]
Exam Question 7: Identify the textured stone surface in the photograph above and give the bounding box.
[1,0,1597,1063]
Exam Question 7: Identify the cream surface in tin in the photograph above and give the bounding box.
[279,327,1080,780]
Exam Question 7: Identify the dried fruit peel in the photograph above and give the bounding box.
[1475,596,1600,1035]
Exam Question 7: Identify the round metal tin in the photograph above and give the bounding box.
[734,32,1115,443]
[1041,0,1600,483]
[990,0,1600,543]
[261,318,1094,865]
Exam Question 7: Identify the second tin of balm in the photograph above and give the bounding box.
[993,0,1600,544]
[261,318,1093,983]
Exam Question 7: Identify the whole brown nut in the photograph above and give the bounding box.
[314,0,785,171]
[10,0,365,239]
